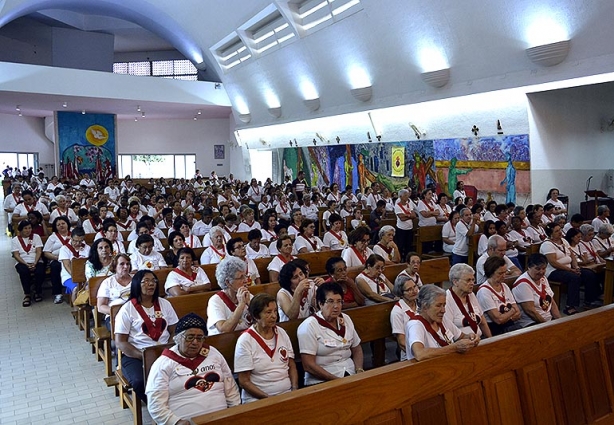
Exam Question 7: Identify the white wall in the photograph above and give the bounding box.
[118,118,232,176]
[528,83,614,215]
[0,114,55,165]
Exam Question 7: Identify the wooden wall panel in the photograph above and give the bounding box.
[410,395,447,425]
[364,410,403,425]
[483,372,524,425]
[604,337,614,393]
[517,361,557,425]
[448,383,488,425]
[547,351,586,425]
[578,343,612,421]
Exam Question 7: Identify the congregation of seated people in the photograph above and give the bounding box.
[4,169,612,422]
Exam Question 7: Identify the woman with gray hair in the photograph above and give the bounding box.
[49,194,79,225]
[578,224,605,265]
[200,227,228,264]
[445,263,492,338]
[206,257,253,336]
[373,225,400,263]
[593,223,614,259]
[146,313,240,424]
[390,274,419,360]
[404,284,479,361]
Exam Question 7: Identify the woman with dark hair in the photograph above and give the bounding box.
[478,220,496,257]
[165,231,185,267]
[131,234,167,271]
[43,216,72,304]
[297,282,364,385]
[546,188,567,215]
[324,257,365,309]
[341,226,374,268]
[97,220,125,256]
[322,213,348,250]
[356,254,396,304]
[277,261,317,322]
[97,254,132,329]
[227,237,261,285]
[26,210,47,237]
[435,193,452,222]
[173,218,202,249]
[115,270,178,402]
[235,294,298,402]
[115,206,135,232]
[483,201,497,222]
[260,211,279,243]
[442,210,460,254]
[85,238,113,280]
[165,248,211,297]
[12,220,45,307]
[294,219,327,254]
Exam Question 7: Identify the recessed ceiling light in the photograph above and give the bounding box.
[62,102,67,108]
[134,117,138,122]
[81,110,86,115]
[197,110,202,115]
[137,105,141,112]
[16,105,20,111]
[194,116,198,121]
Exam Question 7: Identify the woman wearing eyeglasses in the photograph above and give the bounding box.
[341,226,374,268]
[115,270,179,402]
[234,294,298,403]
[355,254,396,304]
[297,282,364,386]
[146,313,240,424]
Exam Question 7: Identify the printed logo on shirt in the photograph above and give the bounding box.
[185,372,220,392]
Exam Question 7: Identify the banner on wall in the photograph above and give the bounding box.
[56,111,117,182]
[391,146,405,177]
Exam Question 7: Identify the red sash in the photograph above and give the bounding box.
[279,203,288,214]
[313,314,346,338]
[55,232,70,247]
[449,290,478,333]
[116,220,131,230]
[277,254,293,264]
[351,246,367,264]
[131,299,165,341]
[329,231,346,246]
[396,302,417,319]
[420,200,435,212]
[397,202,412,215]
[18,236,32,253]
[361,271,386,293]
[25,203,35,213]
[216,291,237,312]
[264,229,277,241]
[89,218,102,231]
[411,315,450,347]
[66,243,82,258]
[290,224,300,232]
[210,246,226,260]
[246,327,278,360]
[173,267,197,282]
[300,234,318,251]
[513,277,552,311]
[478,283,507,304]
[580,240,602,263]
[162,348,207,373]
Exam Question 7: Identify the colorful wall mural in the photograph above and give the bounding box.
[56,111,117,182]
[279,134,530,204]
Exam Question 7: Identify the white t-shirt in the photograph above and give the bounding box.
[164,268,211,295]
[592,217,610,233]
[130,250,167,271]
[525,225,546,244]
[323,231,348,250]
[206,292,254,336]
[13,201,49,218]
[43,232,70,258]
[234,326,295,403]
[58,244,90,283]
[200,246,227,265]
[294,235,324,253]
[539,239,572,277]
[476,282,517,323]
[372,244,396,262]
[417,200,439,227]
[97,275,131,313]
[341,246,374,268]
[475,253,515,285]
[297,312,361,385]
[444,290,484,337]
[301,204,319,221]
[441,221,456,253]
[49,208,78,224]
[453,221,478,256]
[114,298,178,350]
[356,272,390,297]
[11,234,43,264]
[127,237,165,254]
[511,272,555,327]
[266,255,295,275]
[277,284,316,322]
[477,234,489,256]
[238,221,262,232]
[405,316,461,361]
[390,299,417,361]
[245,244,270,260]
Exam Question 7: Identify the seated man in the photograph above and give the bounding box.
[475,235,521,285]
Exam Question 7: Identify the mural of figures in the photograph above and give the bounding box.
[278,134,529,204]
[57,111,116,182]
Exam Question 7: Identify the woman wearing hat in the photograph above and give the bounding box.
[146,313,240,424]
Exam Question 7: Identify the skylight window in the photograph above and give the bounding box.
[290,0,362,33]
[246,10,296,54]
[215,36,251,70]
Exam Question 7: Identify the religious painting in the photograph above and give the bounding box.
[56,111,116,182]
[214,144,225,160]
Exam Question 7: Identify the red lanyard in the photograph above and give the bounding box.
[18,236,32,253]
[449,290,478,333]
[246,327,278,360]
[173,267,197,282]
[411,315,450,346]
[351,246,367,264]
[313,314,346,338]
[131,299,165,341]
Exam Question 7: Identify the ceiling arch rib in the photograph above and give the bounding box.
[0,0,208,70]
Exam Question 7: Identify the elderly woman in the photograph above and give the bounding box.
[246,229,270,259]
[356,254,396,304]
[97,220,126,256]
[200,227,227,265]
[115,270,179,402]
[43,216,72,304]
[372,225,400,263]
[405,285,479,361]
[267,236,296,283]
[97,254,132,329]
[540,222,599,315]
[593,224,614,259]
[396,253,424,287]
[341,226,374,268]
[227,237,261,285]
[322,213,348,250]
[324,257,365,309]
[476,256,522,335]
[207,257,253,336]
[131,234,168,271]
[452,208,480,265]
[235,294,298,402]
[512,253,561,326]
[12,220,45,307]
[277,261,317,322]
[578,224,605,266]
[445,263,492,338]
[165,248,211,296]
[297,282,364,385]
[49,194,79,225]
[390,274,419,360]
[294,219,328,253]
[165,231,185,267]
[146,313,240,424]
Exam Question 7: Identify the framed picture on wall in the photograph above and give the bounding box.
[214,145,225,159]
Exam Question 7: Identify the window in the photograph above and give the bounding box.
[214,35,251,70]
[289,0,362,33]
[246,10,295,54]
[113,59,198,80]
[118,154,196,179]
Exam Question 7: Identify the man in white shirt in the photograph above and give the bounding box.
[475,235,521,285]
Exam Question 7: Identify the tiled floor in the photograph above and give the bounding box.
[0,209,152,424]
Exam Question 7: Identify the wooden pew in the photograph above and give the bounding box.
[88,275,118,378]
[193,304,614,424]
[468,232,483,268]
[415,225,447,258]
[605,258,614,306]
[71,257,90,336]
[296,249,342,277]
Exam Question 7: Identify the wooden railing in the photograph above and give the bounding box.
[192,305,614,425]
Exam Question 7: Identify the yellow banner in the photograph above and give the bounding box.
[391,146,405,177]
